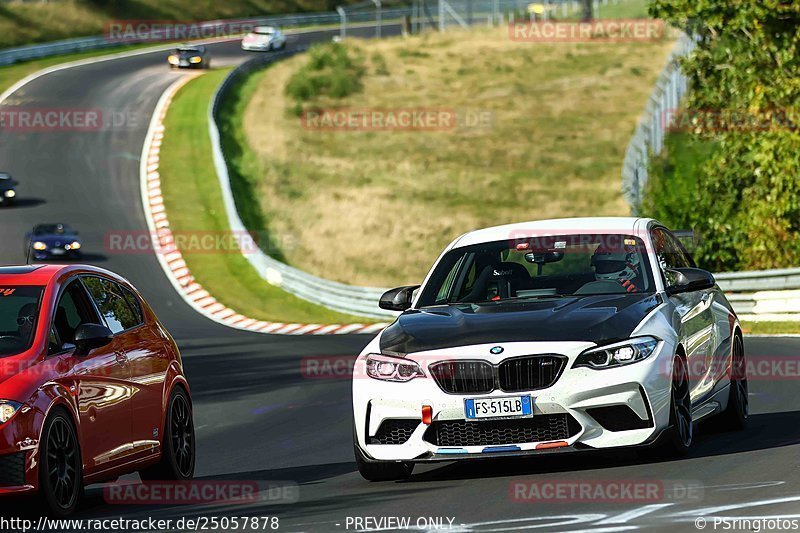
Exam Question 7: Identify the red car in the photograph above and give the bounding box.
[0,264,194,516]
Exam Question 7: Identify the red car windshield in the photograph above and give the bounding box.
[0,286,43,357]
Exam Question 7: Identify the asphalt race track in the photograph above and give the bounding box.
[1,25,800,533]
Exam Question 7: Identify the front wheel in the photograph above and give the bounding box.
[140,387,195,481]
[39,409,83,517]
[354,434,413,481]
[718,334,748,430]
[646,355,693,459]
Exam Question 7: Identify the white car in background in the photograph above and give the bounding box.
[241,26,287,51]
[352,217,747,481]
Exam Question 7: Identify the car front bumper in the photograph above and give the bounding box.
[31,249,81,261]
[0,406,42,495]
[241,42,273,51]
[353,339,676,462]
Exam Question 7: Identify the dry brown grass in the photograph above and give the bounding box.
[242,25,675,286]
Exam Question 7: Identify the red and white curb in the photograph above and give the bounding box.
[139,75,388,336]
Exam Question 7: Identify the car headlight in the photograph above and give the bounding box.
[573,337,660,370]
[33,241,47,250]
[65,241,81,251]
[168,55,179,65]
[0,401,21,424]
[189,56,202,63]
[4,189,14,198]
[366,353,425,382]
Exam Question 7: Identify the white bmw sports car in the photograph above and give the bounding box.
[353,217,747,481]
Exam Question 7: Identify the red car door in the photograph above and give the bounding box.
[84,276,169,456]
[52,279,134,475]
[100,280,169,458]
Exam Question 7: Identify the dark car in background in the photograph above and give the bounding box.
[25,224,82,261]
[167,45,210,69]
[0,173,18,206]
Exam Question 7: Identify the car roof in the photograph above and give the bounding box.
[0,264,130,287]
[254,26,277,32]
[451,217,652,249]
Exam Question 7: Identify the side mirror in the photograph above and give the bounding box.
[665,268,715,295]
[379,285,420,312]
[73,323,113,355]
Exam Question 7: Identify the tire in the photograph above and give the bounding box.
[140,387,195,481]
[353,431,413,482]
[38,408,83,517]
[648,355,693,459]
[718,334,748,430]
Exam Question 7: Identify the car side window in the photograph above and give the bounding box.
[51,280,100,353]
[652,228,690,271]
[48,326,61,355]
[82,276,141,334]
[119,286,144,327]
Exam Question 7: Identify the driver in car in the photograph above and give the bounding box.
[591,247,642,293]
[15,302,37,340]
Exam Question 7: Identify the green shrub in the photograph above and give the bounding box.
[643,0,800,272]
[285,42,365,106]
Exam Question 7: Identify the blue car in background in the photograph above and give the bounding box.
[25,223,83,261]
[0,172,18,206]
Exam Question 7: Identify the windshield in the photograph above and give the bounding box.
[417,234,655,307]
[176,47,200,53]
[0,286,43,357]
[33,224,73,235]
[254,28,275,35]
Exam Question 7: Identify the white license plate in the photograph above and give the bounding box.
[465,396,532,419]
[50,248,65,255]
[179,60,189,66]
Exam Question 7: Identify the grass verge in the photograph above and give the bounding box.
[158,69,376,324]
[238,25,677,286]
[742,321,800,336]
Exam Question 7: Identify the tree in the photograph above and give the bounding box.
[645,0,800,271]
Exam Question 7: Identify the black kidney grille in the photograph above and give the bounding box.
[498,355,566,392]
[430,361,495,394]
[371,419,420,445]
[0,452,26,487]
[430,355,565,394]
[424,414,580,447]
